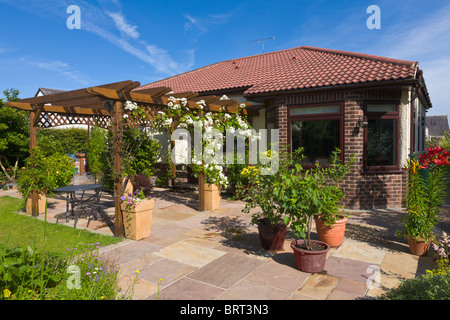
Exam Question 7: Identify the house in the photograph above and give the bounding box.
[425,115,449,139]
[137,46,433,209]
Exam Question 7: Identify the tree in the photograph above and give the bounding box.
[0,89,29,181]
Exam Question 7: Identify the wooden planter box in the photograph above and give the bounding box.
[201,183,221,211]
[120,198,154,240]
[26,192,47,215]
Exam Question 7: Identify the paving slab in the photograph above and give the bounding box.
[216,279,292,300]
[324,256,375,284]
[138,258,197,286]
[244,259,309,292]
[296,273,340,299]
[332,238,387,264]
[104,241,162,265]
[153,238,226,267]
[188,252,266,289]
[154,277,225,300]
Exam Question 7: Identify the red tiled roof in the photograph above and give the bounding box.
[137,46,419,96]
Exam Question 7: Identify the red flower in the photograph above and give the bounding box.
[419,146,450,169]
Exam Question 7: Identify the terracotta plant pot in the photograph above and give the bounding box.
[121,198,154,241]
[404,233,431,256]
[201,183,221,211]
[290,239,330,273]
[315,216,347,247]
[25,192,47,215]
[257,218,287,251]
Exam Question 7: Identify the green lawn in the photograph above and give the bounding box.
[0,196,123,255]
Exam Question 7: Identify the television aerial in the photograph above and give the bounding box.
[249,36,275,54]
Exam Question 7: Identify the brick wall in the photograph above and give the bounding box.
[272,90,408,209]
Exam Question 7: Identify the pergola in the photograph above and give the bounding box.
[6,80,256,237]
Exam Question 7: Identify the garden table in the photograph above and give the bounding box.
[54,184,104,227]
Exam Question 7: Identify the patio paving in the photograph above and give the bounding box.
[2,185,448,300]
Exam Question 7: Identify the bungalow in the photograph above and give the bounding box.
[136,46,433,209]
[425,115,449,140]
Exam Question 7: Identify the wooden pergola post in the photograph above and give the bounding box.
[29,109,38,217]
[111,101,124,237]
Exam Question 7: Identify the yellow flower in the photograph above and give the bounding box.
[3,288,11,298]
[159,278,164,282]
[136,270,140,274]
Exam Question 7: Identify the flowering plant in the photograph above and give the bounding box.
[397,147,450,241]
[120,186,152,209]
[418,146,450,169]
[427,231,449,276]
[151,96,253,188]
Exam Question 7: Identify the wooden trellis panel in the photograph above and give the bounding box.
[38,112,111,129]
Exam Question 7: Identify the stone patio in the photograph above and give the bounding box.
[2,185,448,300]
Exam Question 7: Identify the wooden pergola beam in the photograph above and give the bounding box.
[6,101,110,116]
[19,80,136,105]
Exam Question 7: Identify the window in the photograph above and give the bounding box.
[364,102,399,170]
[289,103,343,166]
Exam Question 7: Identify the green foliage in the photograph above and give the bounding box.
[0,243,122,300]
[241,146,292,227]
[95,127,160,190]
[0,89,29,181]
[16,147,75,196]
[37,127,89,156]
[276,148,355,250]
[379,272,450,300]
[0,245,66,299]
[86,127,107,180]
[397,156,448,241]
[44,243,121,300]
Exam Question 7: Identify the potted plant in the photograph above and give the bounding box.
[16,147,75,215]
[312,150,356,247]
[120,185,154,240]
[241,147,290,251]
[277,148,354,272]
[396,146,450,256]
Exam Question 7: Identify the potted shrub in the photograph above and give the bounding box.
[311,150,356,247]
[396,147,450,256]
[120,185,154,240]
[241,148,290,251]
[16,147,75,215]
[278,148,354,272]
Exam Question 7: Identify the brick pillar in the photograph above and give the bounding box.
[275,103,288,148]
[341,96,364,209]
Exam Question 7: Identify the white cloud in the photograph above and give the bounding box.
[184,14,207,33]
[107,11,140,39]
[17,56,91,85]
[183,12,233,39]
[0,0,194,76]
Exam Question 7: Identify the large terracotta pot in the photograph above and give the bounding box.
[315,216,347,247]
[404,233,431,256]
[257,218,287,251]
[25,192,47,215]
[121,199,154,240]
[291,239,330,273]
[201,183,221,211]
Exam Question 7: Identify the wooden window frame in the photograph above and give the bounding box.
[288,102,345,168]
[363,100,401,173]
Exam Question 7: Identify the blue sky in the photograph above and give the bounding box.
[0,0,449,116]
